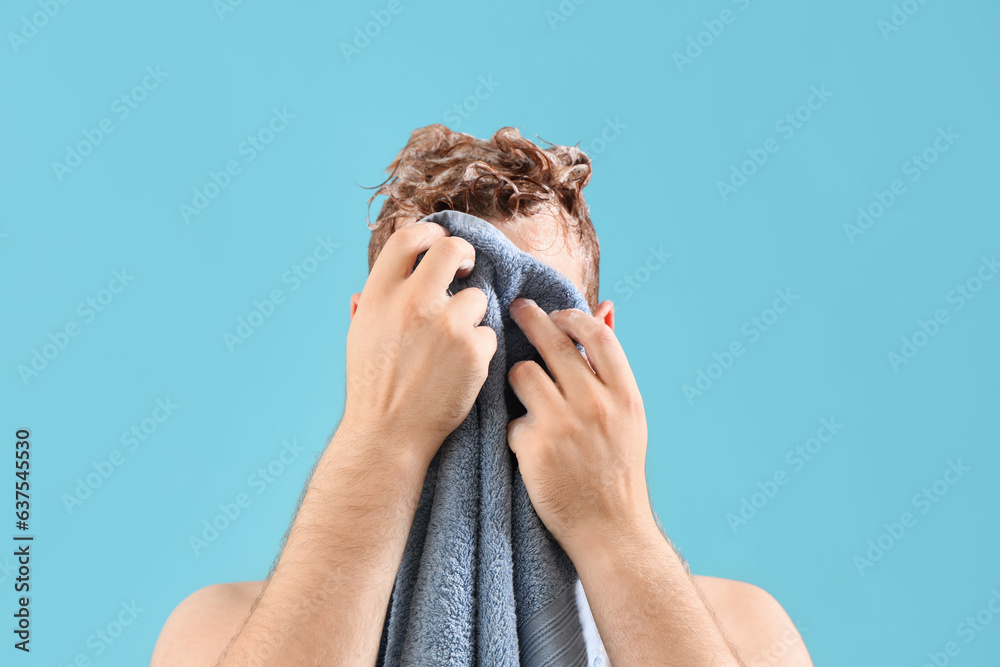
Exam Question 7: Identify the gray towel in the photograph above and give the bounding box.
[377,210,610,666]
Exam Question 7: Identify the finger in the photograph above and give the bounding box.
[473,323,499,365]
[367,222,450,290]
[507,359,561,417]
[410,236,476,294]
[509,298,593,390]
[548,309,634,389]
[448,286,489,328]
[505,413,535,456]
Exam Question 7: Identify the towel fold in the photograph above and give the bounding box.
[376,210,610,666]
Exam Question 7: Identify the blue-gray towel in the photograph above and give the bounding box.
[376,210,610,666]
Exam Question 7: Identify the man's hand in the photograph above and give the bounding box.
[506,298,656,558]
[507,298,752,666]
[344,221,497,466]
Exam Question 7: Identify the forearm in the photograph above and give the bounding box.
[569,526,744,667]
[216,426,429,667]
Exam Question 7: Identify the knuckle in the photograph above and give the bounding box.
[426,294,448,317]
[404,293,446,323]
[478,325,498,353]
[399,292,427,318]
[467,286,488,303]
[510,360,538,383]
[535,442,559,469]
[553,335,578,354]
[442,310,468,338]
[426,296,451,317]
[457,342,480,366]
[388,223,427,249]
[456,286,487,311]
[621,390,644,414]
[588,397,611,422]
[437,235,473,258]
[592,323,617,346]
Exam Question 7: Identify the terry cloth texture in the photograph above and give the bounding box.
[376,210,610,666]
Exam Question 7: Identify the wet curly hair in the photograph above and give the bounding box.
[366,124,600,309]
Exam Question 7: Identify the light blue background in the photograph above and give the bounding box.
[1,0,997,664]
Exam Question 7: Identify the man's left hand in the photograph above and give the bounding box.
[506,298,657,559]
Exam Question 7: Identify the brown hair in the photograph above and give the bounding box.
[365,124,600,309]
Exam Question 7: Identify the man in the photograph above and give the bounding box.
[152,125,813,666]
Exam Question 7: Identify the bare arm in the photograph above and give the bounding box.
[569,525,744,665]
[213,426,428,666]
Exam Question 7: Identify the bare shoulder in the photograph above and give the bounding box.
[151,580,265,667]
[692,575,813,667]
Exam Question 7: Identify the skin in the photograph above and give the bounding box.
[151,212,813,666]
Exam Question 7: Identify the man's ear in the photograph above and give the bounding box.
[593,299,615,331]
[350,293,361,320]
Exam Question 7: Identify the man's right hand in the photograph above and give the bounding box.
[342,221,497,467]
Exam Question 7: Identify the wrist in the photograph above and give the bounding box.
[558,482,660,562]
[331,416,438,478]
[564,513,666,575]
[302,423,433,520]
